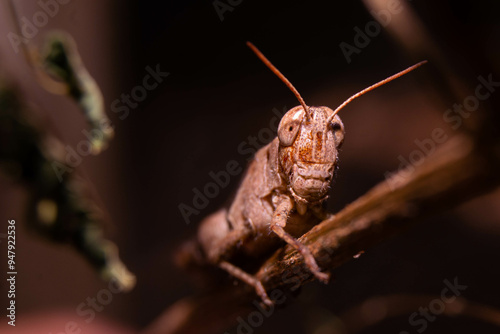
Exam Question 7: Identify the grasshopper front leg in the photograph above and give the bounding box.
[270,195,330,284]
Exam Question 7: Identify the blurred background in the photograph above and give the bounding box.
[1,0,500,333]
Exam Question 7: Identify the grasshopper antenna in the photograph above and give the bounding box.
[247,41,311,120]
[327,60,428,122]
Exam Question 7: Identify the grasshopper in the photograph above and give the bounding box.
[178,42,426,305]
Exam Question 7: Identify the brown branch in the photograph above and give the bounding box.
[339,294,500,333]
[143,133,500,334]
[144,3,500,333]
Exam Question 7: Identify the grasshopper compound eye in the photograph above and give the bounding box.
[328,114,345,149]
[277,106,305,146]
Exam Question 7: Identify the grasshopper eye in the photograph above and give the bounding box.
[278,106,304,146]
[331,122,342,131]
[329,116,345,148]
[278,119,301,146]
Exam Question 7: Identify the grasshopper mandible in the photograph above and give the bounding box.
[178,42,426,305]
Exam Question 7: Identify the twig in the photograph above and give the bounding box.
[145,2,500,333]
[143,133,500,334]
[339,294,500,333]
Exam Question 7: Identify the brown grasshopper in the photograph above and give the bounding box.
[178,42,426,305]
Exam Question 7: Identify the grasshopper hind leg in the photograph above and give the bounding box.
[219,260,272,306]
[196,210,273,305]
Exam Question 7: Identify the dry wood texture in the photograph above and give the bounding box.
[144,134,500,334]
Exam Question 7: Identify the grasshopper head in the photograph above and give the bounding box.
[246,41,426,205]
[277,106,344,204]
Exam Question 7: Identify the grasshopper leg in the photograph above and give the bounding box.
[197,210,272,305]
[270,196,330,284]
[219,260,272,306]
